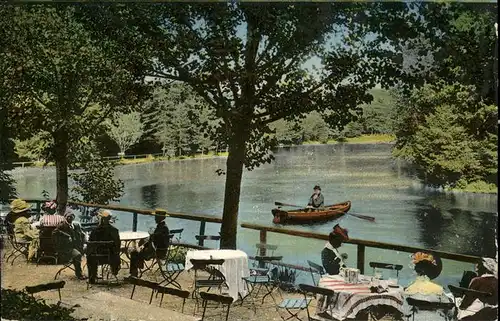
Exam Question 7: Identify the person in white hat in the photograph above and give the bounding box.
[456,257,498,320]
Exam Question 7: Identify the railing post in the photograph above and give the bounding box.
[198,221,206,246]
[132,212,138,232]
[259,230,267,268]
[357,244,365,274]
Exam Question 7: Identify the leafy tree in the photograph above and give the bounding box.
[14,132,51,161]
[301,112,330,143]
[2,5,147,213]
[269,119,302,146]
[79,3,431,248]
[70,156,124,205]
[393,82,497,189]
[145,84,216,157]
[106,111,144,156]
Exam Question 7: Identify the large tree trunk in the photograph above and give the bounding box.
[219,132,246,249]
[54,132,69,215]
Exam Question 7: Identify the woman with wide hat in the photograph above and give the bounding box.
[10,199,39,260]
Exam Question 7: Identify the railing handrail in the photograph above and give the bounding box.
[241,223,481,264]
[17,199,223,224]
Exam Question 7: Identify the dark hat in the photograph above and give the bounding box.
[332,224,349,241]
[313,185,321,190]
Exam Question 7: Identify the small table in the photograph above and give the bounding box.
[316,275,405,320]
[185,249,250,302]
[119,231,150,260]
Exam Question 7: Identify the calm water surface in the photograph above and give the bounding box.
[12,144,498,286]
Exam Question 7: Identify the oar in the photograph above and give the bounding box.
[274,201,376,222]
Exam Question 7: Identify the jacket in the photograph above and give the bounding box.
[53,220,85,253]
[14,216,39,241]
[308,193,324,208]
[88,224,121,256]
[321,244,345,275]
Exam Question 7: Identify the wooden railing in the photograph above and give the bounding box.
[17,199,481,274]
[240,223,481,274]
[21,199,222,247]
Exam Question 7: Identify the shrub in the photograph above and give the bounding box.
[1,288,77,320]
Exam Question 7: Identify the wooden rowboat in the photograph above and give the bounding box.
[272,201,351,224]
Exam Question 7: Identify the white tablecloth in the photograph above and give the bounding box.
[316,275,405,320]
[185,249,250,301]
[119,231,149,241]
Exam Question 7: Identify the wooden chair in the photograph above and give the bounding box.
[156,285,190,313]
[25,280,65,302]
[369,261,403,278]
[405,297,455,321]
[200,292,234,321]
[195,235,220,248]
[126,276,159,304]
[306,260,325,286]
[298,284,336,321]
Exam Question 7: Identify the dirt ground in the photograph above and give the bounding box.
[1,242,391,321]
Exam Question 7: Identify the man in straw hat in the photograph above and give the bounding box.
[129,209,170,277]
[456,257,498,320]
[10,199,39,260]
[53,209,86,280]
[86,210,121,284]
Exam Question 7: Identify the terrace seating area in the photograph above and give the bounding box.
[1,201,497,321]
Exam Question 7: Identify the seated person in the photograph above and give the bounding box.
[307,185,324,209]
[129,209,170,277]
[11,199,39,261]
[321,224,349,275]
[39,200,65,227]
[405,252,445,296]
[456,257,498,321]
[53,209,86,280]
[86,210,121,284]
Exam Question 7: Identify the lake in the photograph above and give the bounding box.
[12,143,498,287]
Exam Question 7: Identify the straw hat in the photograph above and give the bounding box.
[10,199,31,214]
[98,210,112,219]
[153,208,169,217]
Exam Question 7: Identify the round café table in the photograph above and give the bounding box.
[316,274,405,320]
[119,231,150,260]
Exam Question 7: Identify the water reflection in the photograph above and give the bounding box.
[141,184,161,210]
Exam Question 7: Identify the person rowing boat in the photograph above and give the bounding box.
[306,185,324,210]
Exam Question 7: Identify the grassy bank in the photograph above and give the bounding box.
[117,151,229,165]
[302,133,395,145]
[446,181,498,194]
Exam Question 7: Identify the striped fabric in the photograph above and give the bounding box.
[39,215,65,227]
[316,275,404,320]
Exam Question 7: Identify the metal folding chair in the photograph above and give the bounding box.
[25,280,66,302]
[405,297,455,321]
[4,233,30,266]
[156,285,190,313]
[37,228,58,265]
[242,256,283,306]
[126,276,159,304]
[369,261,403,278]
[85,240,114,289]
[190,258,227,314]
[195,235,220,248]
[200,292,234,321]
[275,284,316,321]
[306,260,325,286]
[298,284,336,321]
